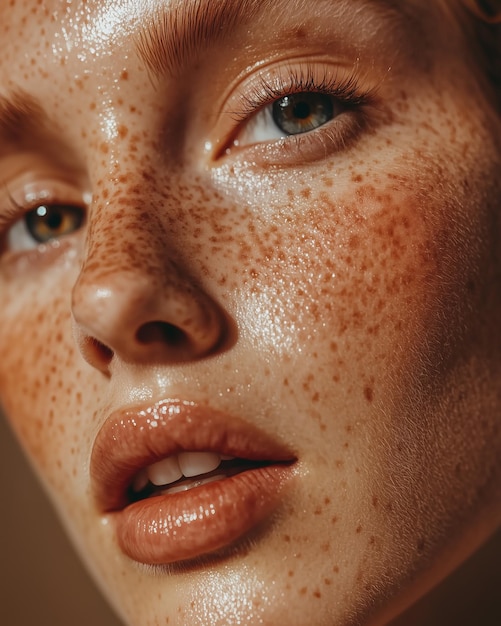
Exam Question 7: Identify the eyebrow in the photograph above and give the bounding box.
[136,0,411,79]
[0,90,79,172]
[136,0,263,78]
[0,91,50,146]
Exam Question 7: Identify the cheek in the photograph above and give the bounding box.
[220,152,500,545]
[232,173,477,403]
[0,264,94,500]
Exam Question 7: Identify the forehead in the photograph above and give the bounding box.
[0,0,431,42]
[0,0,439,81]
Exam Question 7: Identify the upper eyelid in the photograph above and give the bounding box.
[225,63,378,125]
[0,179,89,225]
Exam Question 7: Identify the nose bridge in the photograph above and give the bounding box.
[71,177,227,368]
[82,182,168,286]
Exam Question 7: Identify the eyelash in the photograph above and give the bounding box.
[232,66,373,124]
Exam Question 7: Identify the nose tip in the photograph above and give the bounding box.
[72,270,226,372]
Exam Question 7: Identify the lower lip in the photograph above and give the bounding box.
[114,464,293,565]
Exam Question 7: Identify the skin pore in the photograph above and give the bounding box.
[0,1,500,625]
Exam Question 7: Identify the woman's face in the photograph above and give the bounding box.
[0,1,500,624]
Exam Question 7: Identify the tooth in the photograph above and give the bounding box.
[167,474,225,495]
[147,456,183,486]
[178,451,221,477]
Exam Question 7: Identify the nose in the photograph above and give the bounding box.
[72,195,227,372]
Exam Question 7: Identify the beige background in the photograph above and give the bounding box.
[0,412,121,626]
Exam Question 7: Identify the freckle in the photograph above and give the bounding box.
[322,177,333,187]
[313,590,322,599]
[118,124,129,139]
[292,26,307,38]
[324,497,331,505]
[288,570,295,577]
[314,506,322,515]
[321,542,330,552]
[100,142,109,154]
[364,385,374,403]
[283,534,291,542]
[333,565,340,574]
[372,495,379,508]
[120,70,129,80]
[331,515,338,525]
[300,187,311,199]
[299,587,307,596]
[335,460,343,469]
[348,234,361,251]
[369,536,376,545]
[356,525,363,534]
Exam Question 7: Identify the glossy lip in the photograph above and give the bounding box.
[91,399,296,565]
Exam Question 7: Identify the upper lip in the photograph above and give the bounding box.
[91,399,296,512]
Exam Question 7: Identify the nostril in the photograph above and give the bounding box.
[136,321,186,347]
[87,337,114,365]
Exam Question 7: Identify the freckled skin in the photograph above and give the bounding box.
[0,1,500,626]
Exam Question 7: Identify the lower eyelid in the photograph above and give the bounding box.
[220,107,366,167]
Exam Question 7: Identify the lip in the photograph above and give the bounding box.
[91,399,296,565]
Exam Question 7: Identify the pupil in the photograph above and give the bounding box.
[293,101,311,120]
[47,210,63,230]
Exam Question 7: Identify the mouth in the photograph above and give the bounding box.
[128,453,272,501]
[91,400,296,565]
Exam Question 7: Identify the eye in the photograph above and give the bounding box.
[7,203,86,252]
[238,91,341,145]
[216,63,377,165]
